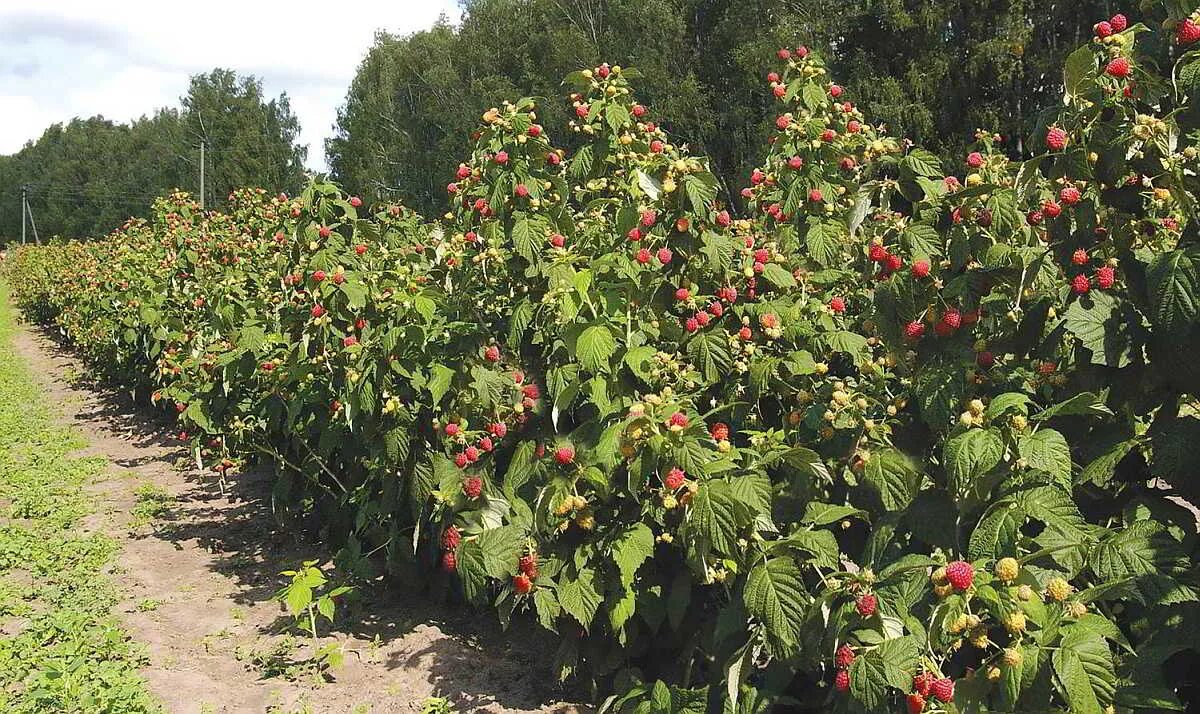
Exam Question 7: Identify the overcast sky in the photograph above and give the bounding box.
[0,1,460,171]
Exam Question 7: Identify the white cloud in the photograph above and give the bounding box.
[0,0,461,171]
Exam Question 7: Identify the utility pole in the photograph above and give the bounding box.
[26,193,40,244]
[20,185,26,245]
[199,140,206,210]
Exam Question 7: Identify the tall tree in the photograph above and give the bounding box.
[182,69,308,206]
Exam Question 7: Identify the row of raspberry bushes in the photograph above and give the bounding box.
[8,5,1200,712]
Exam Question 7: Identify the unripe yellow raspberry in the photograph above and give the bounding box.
[1004,611,1027,634]
[965,614,982,628]
[969,625,990,649]
[987,666,1002,681]
[995,557,1020,583]
[1046,577,1072,602]
[1017,584,1034,601]
[1066,601,1087,618]
[950,613,970,634]
[931,566,948,585]
[1003,648,1023,667]
[934,583,954,598]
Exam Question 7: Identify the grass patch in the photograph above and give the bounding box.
[130,483,175,528]
[0,287,159,713]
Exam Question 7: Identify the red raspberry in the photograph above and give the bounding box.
[775,114,790,129]
[627,227,643,241]
[675,287,690,301]
[930,678,955,703]
[847,120,861,133]
[1046,127,1068,151]
[1042,200,1062,218]
[913,672,935,697]
[311,270,327,283]
[911,260,931,278]
[934,320,955,338]
[554,445,575,464]
[1179,19,1200,44]
[716,210,732,227]
[479,436,494,452]
[829,84,844,98]
[830,296,846,313]
[318,225,332,239]
[710,422,730,441]
[310,304,326,318]
[464,446,480,463]
[1027,210,1044,226]
[709,301,724,317]
[1039,361,1057,376]
[1096,266,1115,289]
[942,308,962,329]
[820,129,836,142]
[636,248,652,264]
[1105,57,1132,78]
[494,150,509,164]
[695,311,711,327]
[488,422,507,438]
[809,188,824,202]
[684,318,699,333]
[550,233,566,248]
[445,423,460,437]
[650,140,665,154]
[656,248,673,264]
[966,152,984,168]
[855,593,877,617]
[1072,248,1089,265]
[1110,14,1127,32]
[767,71,780,83]
[632,104,647,117]
[904,320,926,341]
[527,124,542,137]
[515,184,530,198]
[907,693,926,714]
[868,243,888,262]
[442,551,458,572]
[664,467,685,490]
[442,525,461,550]
[788,155,804,170]
[1072,274,1091,294]
[522,383,540,399]
[1094,21,1113,38]
[484,345,501,362]
[355,243,367,255]
[777,47,792,59]
[834,670,850,692]
[349,196,363,207]
[835,644,856,668]
[513,573,533,594]
[977,351,995,369]
[886,254,903,272]
[1060,186,1082,205]
[456,164,471,179]
[519,554,539,577]
[463,477,483,498]
[945,560,974,591]
[669,412,690,428]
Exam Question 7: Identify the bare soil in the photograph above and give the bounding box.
[11,324,587,714]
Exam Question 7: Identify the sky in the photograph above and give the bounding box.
[0,0,461,172]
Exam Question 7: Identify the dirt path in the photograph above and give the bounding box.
[11,323,585,714]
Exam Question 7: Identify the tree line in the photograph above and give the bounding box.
[3,0,1133,239]
[1,70,305,240]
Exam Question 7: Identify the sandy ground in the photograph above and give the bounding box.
[12,323,587,714]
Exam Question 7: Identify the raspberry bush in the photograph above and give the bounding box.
[9,5,1200,712]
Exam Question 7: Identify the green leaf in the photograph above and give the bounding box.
[1033,391,1113,421]
[686,480,745,554]
[1146,248,1199,334]
[1090,520,1194,605]
[743,557,807,647]
[1064,46,1097,101]
[850,636,920,709]
[1065,292,1131,368]
[1019,429,1072,483]
[558,569,603,629]
[576,324,618,373]
[915,362,965,430]
[636,169,662,201]
[986,393,1031,420]
[1079,438,1137,487]
[803,221,842,267]
[476,525,524,579]
[687,331,732,383]
[801,502,866,526]
[901,223,942,258]
[761,262,797,289]
[683,173,718,213]
[427,364,455,404]
[944,428,1005,494]
[860,448,921,511]
[613,523,654,585]
[1053,630,1115,714]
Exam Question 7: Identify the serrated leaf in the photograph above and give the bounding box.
[1146,248,1198,334]
[613,523,654,585]
[1019,429,1072,482]
[860,448,921,511]
[576,324,617,373]
[1054,629,1115,714]
[558,569,603,629]
[743,557,807,647]
[687,331,732,383]
[686,480,745,555]
[944,428,1005,494]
